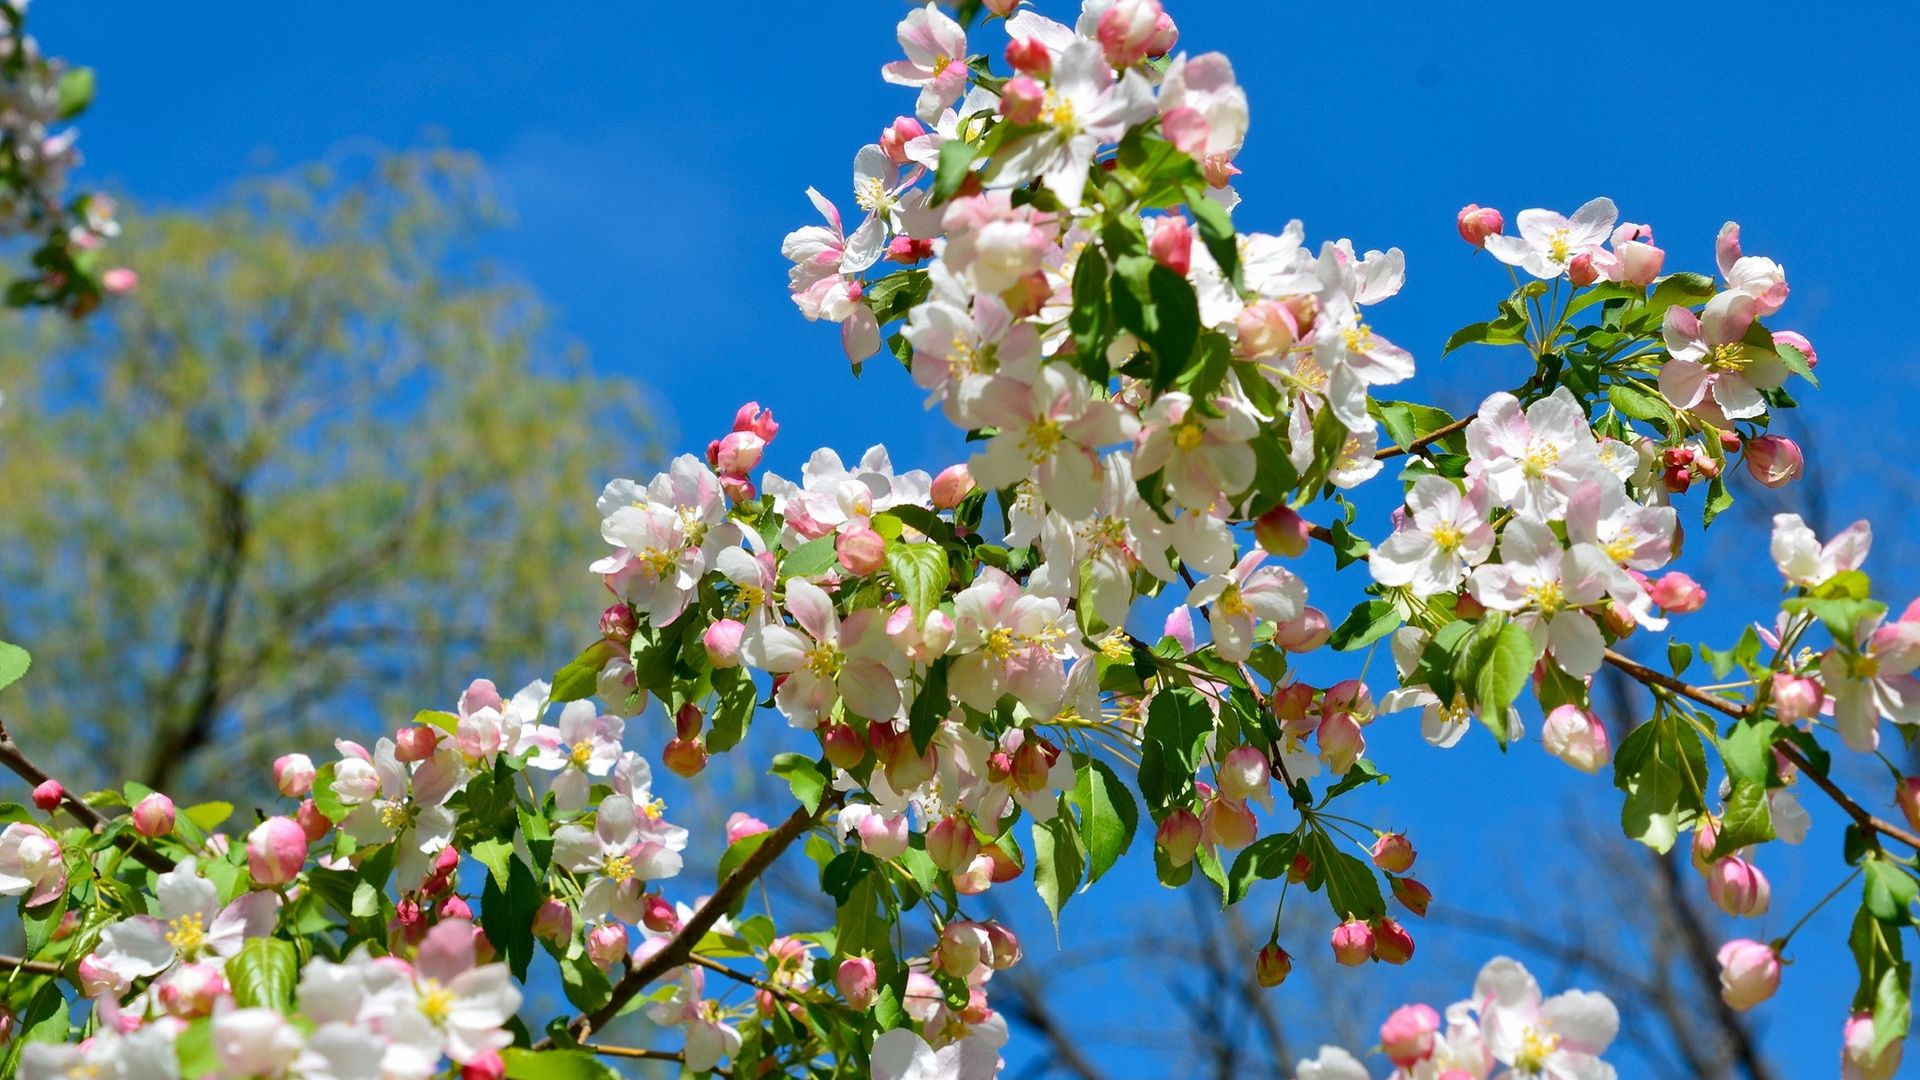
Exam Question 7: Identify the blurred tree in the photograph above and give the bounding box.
[0,147,653,802]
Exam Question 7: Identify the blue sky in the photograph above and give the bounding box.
[37,1,1920,1075]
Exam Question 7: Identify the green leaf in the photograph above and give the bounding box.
[1328,600,1400,652]
[1613,715,1708,853]
[931,138,978,205]
[1032,805,1084,926]
[1068,243,1112,381]
[781,535,840,577]
[1184,186,1238,284]
[906,658,951,755]
[1468,621,1532,746]
[501,1048,623,1080]
[1638,273,1716,325]
[1607,381,1676,432]
[472,838,515,890]
[1774,340,1819,388]
[549,640,618,705]
[1069,756,1137,885]
[1711,778,1777,857]
[1667,640,1694,677]
[864,270,931,324]
[1719,718,1783,784]
[480,855,541,980]
[1326,518,1370,570]
[707,665,755,753]
[228,938,298,1011]
[1225,832,1298,906]
[1303,829,1384,920]
[0,641,29,693]
[1783,596,1886,641]
[184,801,233,832]
[770,753,826,814]
[887,542,950,627]
[55,68,94,120]
[1137,688,1216,811]
[1442,310,1527,354]
[1111,255,1199,390]
[1702,476,1734,527]
[1866,859,1920,926]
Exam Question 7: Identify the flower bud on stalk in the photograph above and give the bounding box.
[930,463,975,509]
[461,1051,507,1080]
[643,893,679,933]
[394,724,439,763]
[1273,607,1331,652]
[273,753,315,797]
[598,602,637,645]
[532,899,573,943]
[836,526,887,576]
[1156,808,1202,868]
[1330,919,1373,965]
[1254,941,1293,987]
[296,800,332,842]
[927,815,981,872]
[586,923,628,972]
[1371,917,1415,965]
[1716,939,1780,1010]
[1391,876,1432,917]
[662,737,709,778]
[1456,204,1504,248]
[246,816,308,886]
[1253,505,1311,558]
[30,780,61,813]
[1706,856,1771,917]
[703,618,745,668]
[1774,672,1823,724]
[1149,216,1193,277]
[1380,1004,1441,1067]
[1005,37,1052,77]
[838,956,879,1009]
[1370,832,1416,874]
[726,811,769,844]
[1744,435,1803,488]
[132,792,176,838]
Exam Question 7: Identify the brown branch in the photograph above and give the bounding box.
[1599,648,1920,851]
[539,795,834,1046]
[0,720,174,873]
[1374,412,1476,460]
[0,952,65,977]
[686,953,802,1005]
[587,1043,731,1076]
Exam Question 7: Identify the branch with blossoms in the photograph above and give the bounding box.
[0,2,1912,1079]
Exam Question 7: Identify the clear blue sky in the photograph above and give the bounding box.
[39,2,1920,1075]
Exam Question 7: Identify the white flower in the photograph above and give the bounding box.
[1467,520,1615,677]
[1473,956,1619,1080]
[870,1027,1001,1080]
[1465,389,1603,519]
[1369,477,1495,598]
[338,739,462,888]
[742,578,904,728]
[984,38,1155,207]
[94,858,278,983]
[526,701,625,812]
[1483,197,1617,280]
[552,794,682,923]
[1293,1045,1373,1080]
[1186,550,1306,663]
[1770,512,1871,588]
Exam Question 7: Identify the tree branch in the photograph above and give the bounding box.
[0,718,174,873]
[1374,412,1476,460]
[539,795,834,1046]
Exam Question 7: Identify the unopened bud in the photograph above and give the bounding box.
[1004,36,1052,77]
[1744,435,1803,488]
[703,618,746,668]
[1567,253,1599,287]
[586,923,629,972]
[30,780,62,813]
[599,603,637,645]
[1330,919,1373,965]
[999,75,1045,125]
[836,526,887,576]
[1456,204,1504,248]
[532,898,573,943]
[927,816,981,872]
[1380,1003,1442,1067]
[837,956,879,1009]
[1254,505,1311,558]
[1156,808,1202,868]
[1369,832,1415,874]
[661,737,708,778]
[931,463,974,509]
[1542,705,1611,774]
[643,893,679,934]
[132,793,176,838]
[246,816,308,886]
[1649,572,1706,614]
[1707,856,1771,918]
[394,725,439,763]
[1254,942,1293,988]
[1717,939,1781,1011]
[1149,216,1193,277]
[1371,917,1415,964]
[273,753,315,798]
[1272,607,1330,652]
[1391,875,1432,917]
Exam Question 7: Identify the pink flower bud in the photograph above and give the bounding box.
[460,1050,507,1080]
[984,0,1018,14]
[532,898,573,943]
[1273,682,1315,735]
[1004,37,1052,77]
[394,725,439,763]
[1380,1003,1442,1067]
[1156,808,1202,868]
[726,812,769,845]
[1772,330,1817,368]
[1236,299,1302,360]
[30,780,62,813]
[132,793,176,838]
[1649,572,1707,614]
[245,816,308,886]
[857,811,910,860]
[732,401,778,442]
[1316,712,1366,776]
[1330,919,1373,965]
[1897,777,1920,834]
[661,737,708,778]
[1253,505,1311,558]
[931,463,974,509]
[999,75,1046,125]
[158,962,227,1019]
[1391,876,1432,918]
[1691,817,1722,875]
[1371,917,1415,965]
[1288,853,1312,884]
[77,952,128,998]
[1273,607,1331,652]
[273,753,315,798]
[927,816,981,872]
[1843,1011,1905,1080]
[837,955,879,1009]
[1716,939,1780,1010]
[421,846,461,897]
[1600,600,1638,639]
[586,923,629,972]
[643,893,679,933]
[1201,795,1257,849]
[1707,856,1771,917]
[887,235,935,264]
[1145,10,1179,56]
[836,526,887,576]
[296,799,332,842]
[720,474,756,504]
[879,116,925,166]
[703,618,746,669]
[440,895,473,921]
[1542,705,1612,774]
[1771,672,1822,725]
[1744,435,1803,488]
[1254,942,1293,987]
[1012,735,1060,793]
[1370,832,1416,874]
[1218,746,1271,805]
[1456,204,1504,248]
[1149,216,1193,277]
[1567,252,1599,287]
[101,267,138,295]
[1096,0,1163,66]
[599,602,638,644]
[1614,240,1665,286]
[822,723,867,770]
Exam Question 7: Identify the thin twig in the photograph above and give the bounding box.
[0,953,64,977]
[687,953,802,1005]
[1374,413,1476,460]
[0,719,175,873]
[587,1043,732,1075]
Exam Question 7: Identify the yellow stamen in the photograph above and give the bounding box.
[166,912,206,956]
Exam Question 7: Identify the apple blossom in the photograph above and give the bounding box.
[0,822,66,907]
[29,778,61,812]
[1659,292,1790,421]
[1844,1011,1904,1080]
[1330,919,1373,966]
[1456,204,1504,248]
[1483,196,1617,279]
[742,578,904,727]
[1541,705,1612,773]
[1716,939,1781,1010]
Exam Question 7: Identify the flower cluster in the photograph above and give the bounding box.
[1,1,1916,1077]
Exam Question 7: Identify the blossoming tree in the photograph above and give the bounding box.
[0,1,1911,1077]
